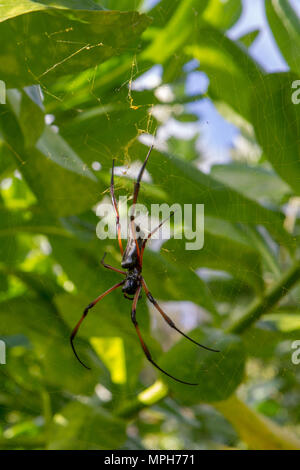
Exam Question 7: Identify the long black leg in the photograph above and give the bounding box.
[131,285,198,386]
[70,280,125,369]
[101,252,126,275]
[110,159,124,255]
[141,278,220,353]
[140,212,175,263]
[132,145,153,206]
[130,145,153,267]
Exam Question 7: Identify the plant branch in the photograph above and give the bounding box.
[227,259,300,335]
[115,380,168,419]
[214,393,300,450]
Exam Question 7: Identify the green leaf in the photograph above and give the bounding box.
[251,72,300,196]
[160,328,246,403]
[0,207,70,238]
[7,88,45,148]
[0,105,101,217]
[163,231,263,293]
[142,251,218,317]
[266,0,300,75]
[0,296,100,394]
[143,0,209,64]
[48,401,126,449]
[186,24,264,120]
[203,0,242,30]
[211,162,292,206]
[56,96,156,166]
[146,150,291,248]
[0,141,16,176]
[214,393,300,450]
[237,29,260,48]
[0,3,151,87]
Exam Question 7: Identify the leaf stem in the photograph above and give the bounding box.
[115,380,168,419]
[227,259,300,334]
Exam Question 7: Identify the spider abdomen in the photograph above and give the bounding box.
[122,268,140,295]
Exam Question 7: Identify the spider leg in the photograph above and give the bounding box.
[70,280,125,369]
[131,285,198,386]
[140,211,175,263]
[101,252,126,275]
[132,145,153,206]
[111,159,124,255]
[141,278,220,353]
[130,145,153,267]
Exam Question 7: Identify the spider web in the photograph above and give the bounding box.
[1,0,300,450]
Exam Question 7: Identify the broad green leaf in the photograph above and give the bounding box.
[0,141,16,176]
[203,0,242,30]
[215,393,300,450]
[142,251,218,317]
[45,54,137,112]
[36,125,96,180]
[48,401,126,450]
[163,232,263,293]
[7,89,45,148]
[0,296,100,393]
[0,271,8,292]
[19,147,100,217]
[0,105,101,217]
[147,0,180,28]
[5,268,65,300]
[101,0,142,10]
[239,226,281,278]
[211,163,292,206]
[143,0,209,63]
[251,72,300,196]
[160,328,246,403]
[90,337,127,384]
[145,149,292,249]
[0,3,150,87]
[186,24,264,120]
[237,29,260,48]
[266,0,300,75]
[0,207,69,238]
[56,96,156,166]
[263,313,300,333]
[0,0,104,23]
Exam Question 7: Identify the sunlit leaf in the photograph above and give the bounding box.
[160,328,246,403]
[0,2,151,87]
[48,401,126,450]
[251,72,300,196]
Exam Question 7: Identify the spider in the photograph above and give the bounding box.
[70,146,219,385]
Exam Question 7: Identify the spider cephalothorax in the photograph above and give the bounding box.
[70,145,219,385]
[122,267,141,297]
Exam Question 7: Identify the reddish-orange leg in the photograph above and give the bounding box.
[141,278,219,353]
[131,285,198,385]
[130,145,153,267]
[101,252,126,275]
[111,160,124,255]
[70,280,125,369]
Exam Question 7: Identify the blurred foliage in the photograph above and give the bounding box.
[0,0,300,450]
